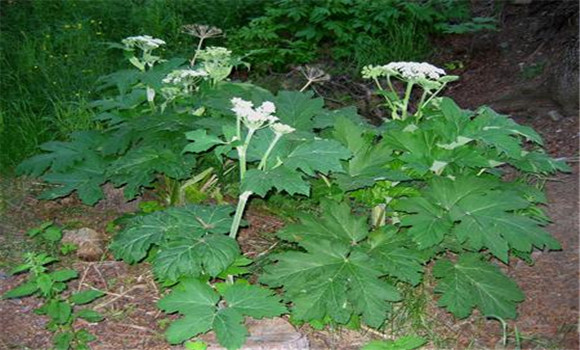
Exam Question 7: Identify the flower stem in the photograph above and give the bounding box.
[229,190,252,239]
[237,128,255,181]
[401,81,414,120]
[190,37,204,67]
[258,134,281,170]
[299,80,312,92]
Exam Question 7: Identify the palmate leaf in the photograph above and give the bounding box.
[465,106,543,158]
[261,201,402,328]
[396,176,560,263]
[241,167,310,197]
[154,233,239,281]
[365,227,425,286]
[433,253,524,319]
[39,153,107,205]
[332,117,409,190]
[158,279,286,349]
[278,200,368,246]
[283,139,351,176]
[17,131,105,177]
[274,90,324,131]
[107,146,196,199]
[110,205,234,264]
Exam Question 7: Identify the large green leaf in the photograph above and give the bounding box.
[108,146,195,199]
[433,253,524,319]
[241,167,310,197]
[154,233,239,281]
[158,279,285,349]
[396,176,560,262]
[274,90,324,131]
[262,202,402,328]
[16,131,104,177]
[221,283,287,319]
[365,227,425,286]
[332,117,409,190]
[39,154,106,205]
[279,200,368,246]
[110,205,234,264]
[465,106,543,158]
[283,139,351,176]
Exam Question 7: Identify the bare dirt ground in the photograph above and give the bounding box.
[1,1,578,349]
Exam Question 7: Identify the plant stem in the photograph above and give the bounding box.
[237,128,256,181]
[258,134,281,170]
[401,81,414,120]
[421,82,447,110]
[299,80,312,92]
[373,77,398,120]
[190,37,204,67]
[229,190,252,239]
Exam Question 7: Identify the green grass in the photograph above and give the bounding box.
[0,0,266,172]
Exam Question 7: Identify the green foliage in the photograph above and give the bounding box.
[228,0,488,72]
[261,201,424,328]
[0,0,266,170]
[2,253,104,349]
[433,254,524,319]
[12,31,570,349]
[397,176,560,262]
[362,335,427,350]
[110,204,237,283]
[158,279,286,349]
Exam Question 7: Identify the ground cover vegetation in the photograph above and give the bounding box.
[2,1,569,349]
[0,0,495,171]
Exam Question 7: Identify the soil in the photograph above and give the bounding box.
[1,2,578,349]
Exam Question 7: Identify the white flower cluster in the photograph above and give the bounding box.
[385,62,446,80]
[231,97,294,134]
[362,62,446,81]
[162,69,208,85]
[122,35,165,51]
[197,47,232,62]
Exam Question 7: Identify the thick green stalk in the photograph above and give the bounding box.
[401,81,414,120]
[229,190,252,239]
[237,128,256,181]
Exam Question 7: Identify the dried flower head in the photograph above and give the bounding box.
[182,24,223,39]
[122,35,165,51]
[300,65,331,83]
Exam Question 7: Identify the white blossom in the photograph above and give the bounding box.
[197,47,232,62]
[384,62,446,80]
[122,35,165,51]
[270,123,295,135]
[231,98,279,130]
[162,69,208,85]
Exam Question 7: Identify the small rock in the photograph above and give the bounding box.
[201,317,309,350]
[62,228,105,261]
[547,110,563,121]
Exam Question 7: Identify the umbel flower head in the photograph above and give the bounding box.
[231,97,279,131]
[163,69,208,85]
[362,62,446,81]
[122,35,165,51]
[182,24,223,39]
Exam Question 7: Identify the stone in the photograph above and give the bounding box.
[200,317,309,350]
[61,228,104,261]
